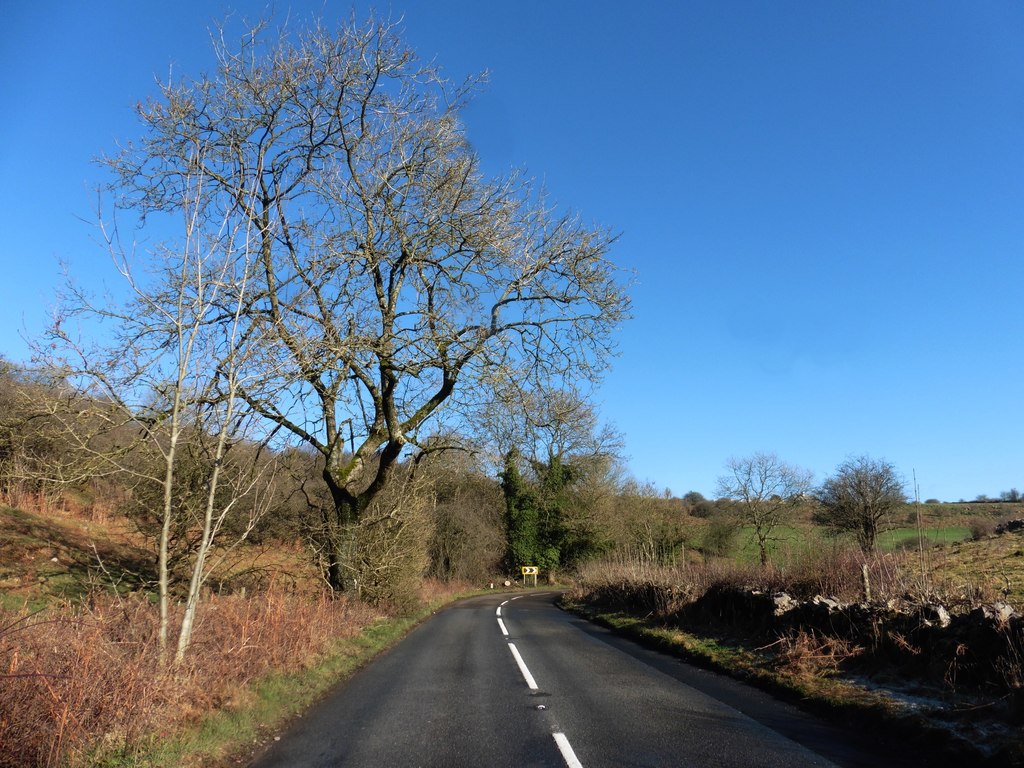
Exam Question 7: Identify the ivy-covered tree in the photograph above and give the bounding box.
[500,448,545,570]
[500,446,610,574]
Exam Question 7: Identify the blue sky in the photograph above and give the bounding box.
[2,2,1022,501]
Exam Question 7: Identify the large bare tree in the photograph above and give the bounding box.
[106,16,630,591]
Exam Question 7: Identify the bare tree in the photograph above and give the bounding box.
[716,452,812,566]
[44,140,276,661]
[0,362,74,510]
[814,455,907,555]
[483,383,622,473]
[171,285,279,662]
[104,16,630,591]
[615,479,687,566]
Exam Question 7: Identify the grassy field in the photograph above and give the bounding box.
[726,523,976,563]
[877,526,972,550]
[928,530,1024,606]
[718,506,1022,606]
[0,505,154,611]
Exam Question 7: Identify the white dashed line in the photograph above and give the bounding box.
[497,597,584,767]
[553,732,584,768]
[507,642,538,690]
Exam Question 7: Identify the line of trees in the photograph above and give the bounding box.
[716,452,908,559]
[0,354,680,599]
[970,489,1022,503]
[4,349,937,640]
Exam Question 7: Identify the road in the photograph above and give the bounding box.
[249,591,927,768]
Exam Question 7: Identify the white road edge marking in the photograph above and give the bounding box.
[553,732,584,768]
[497,617,509,636]
[496,606,502,616]
[507,642,538,690]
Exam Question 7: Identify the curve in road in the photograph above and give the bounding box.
[250,591,926,768]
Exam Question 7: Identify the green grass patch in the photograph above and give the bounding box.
[0,591,51,613]
[877,526,971,551]
[731,524,829,565]
[0,505,153,610]
[725,522,974,562]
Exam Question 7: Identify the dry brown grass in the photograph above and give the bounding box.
[418,577,475,605]
[927,530,1024,607]
[571,544,904,620]
[576,531,1024,618]
[762,630,864,677]
[0,586,381,768]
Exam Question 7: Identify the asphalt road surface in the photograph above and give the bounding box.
[249,591,931,768]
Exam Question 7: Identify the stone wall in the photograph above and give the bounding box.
[677,585,1022,690]
[583,578,1023,692]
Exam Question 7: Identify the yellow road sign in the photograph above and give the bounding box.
[521,566,539,575]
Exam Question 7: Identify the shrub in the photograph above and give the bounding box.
[0,587,380,767]
[970,517,997,541]
[770,630,864,677]
[701,518,740,558]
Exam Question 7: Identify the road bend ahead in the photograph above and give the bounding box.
[250,591,922,768]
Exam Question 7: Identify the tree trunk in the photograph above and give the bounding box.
[323,477,361,593]
[326,517,358,593]
[861,562,872,603]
